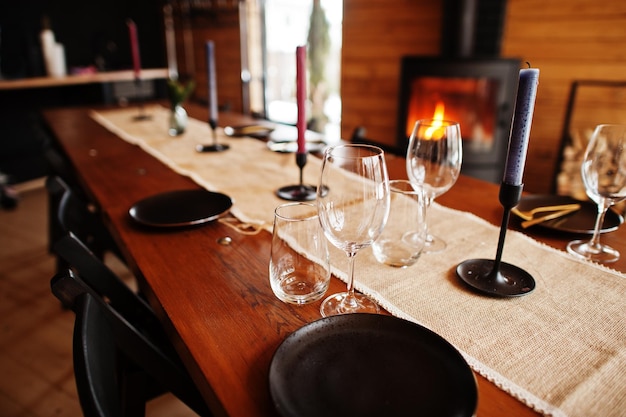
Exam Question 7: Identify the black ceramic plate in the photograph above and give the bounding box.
[269,314,477,417]
[513,195,623,234]
[129,189,232,227]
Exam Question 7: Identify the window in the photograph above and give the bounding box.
[256,0,342,140]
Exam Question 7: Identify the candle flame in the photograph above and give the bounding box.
[424,102,445,140]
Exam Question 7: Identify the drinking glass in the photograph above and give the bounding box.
[269,202,331,304]
[316,144,390,316]
[372,179,426,267]
[406,119,463,253]
[566,124,626,263]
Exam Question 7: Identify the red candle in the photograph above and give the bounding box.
[127,19,141,78]
[296,46,306,154]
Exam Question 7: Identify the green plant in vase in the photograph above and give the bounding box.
[167,78,196,136]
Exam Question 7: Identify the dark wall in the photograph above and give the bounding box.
[0,0,165,78]
[0,0,167,185]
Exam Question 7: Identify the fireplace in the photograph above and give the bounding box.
[395,0,522,183]
[396,56,520,183]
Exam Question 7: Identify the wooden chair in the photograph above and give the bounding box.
[46,175,125,264]
[51,269,212,417]
[552,80,626,195]
[53,232,156,328]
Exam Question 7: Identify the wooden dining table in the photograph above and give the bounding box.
[42,102,626,417]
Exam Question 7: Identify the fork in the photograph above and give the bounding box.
[520,207,580,228]
[511,203,581,221]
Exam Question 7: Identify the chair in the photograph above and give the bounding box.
[46,175,125,270]
[46,174,124,276]
[552,80,626,196]
[51,269,212,417]
[53,232,156,328]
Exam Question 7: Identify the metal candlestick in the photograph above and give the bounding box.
[133,78,152,121]
[456,182,535,297]
[196,119,229,152]
[276,152,319,201]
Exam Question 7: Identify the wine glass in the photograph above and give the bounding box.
[406,119,463,253]
[316,144,390,316]
[567,124,626,263]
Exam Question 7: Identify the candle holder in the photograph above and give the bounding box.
[456,182,535,297]
[196,119,229,152]
[276,152,321,201]
[133,78,152,121]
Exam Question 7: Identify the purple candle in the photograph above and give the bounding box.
[296,46,306,155]
[206,41,218,124]
[503,68,540,185]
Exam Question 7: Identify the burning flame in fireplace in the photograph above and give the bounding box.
[424,101,446,140]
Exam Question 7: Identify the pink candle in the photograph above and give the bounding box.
[503,68,540,185]
[206,41,218,123]
[296,46,306,154]
[127,19,141,78]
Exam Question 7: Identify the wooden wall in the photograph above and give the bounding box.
[178,0,626,194]
[175,6,244,116]
[501,0,626,192]
[340,0,441,149]
[341,0,626,194]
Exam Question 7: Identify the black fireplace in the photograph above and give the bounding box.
[396,0,521,184]
[396,56,520,183]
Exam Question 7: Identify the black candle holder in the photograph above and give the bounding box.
[132,78,152,121]
[456,182,535,297]
[276,152,320,201]
[196,119,229,152]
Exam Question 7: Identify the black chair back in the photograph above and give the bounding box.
[46,175,124,264]
[51,270,211,417]
[53,232,160,337]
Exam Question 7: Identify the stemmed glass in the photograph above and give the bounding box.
[406,119,463,253]
[316,144,390,316]
[567,124,626,263]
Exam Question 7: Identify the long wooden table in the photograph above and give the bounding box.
[43,103,626,417]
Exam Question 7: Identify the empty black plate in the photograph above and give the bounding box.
[269,314,477,417]
[129,189,232,227]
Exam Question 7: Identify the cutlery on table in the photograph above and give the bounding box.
[520,207,580,228]
[224,125,275,137]
[512,203,581,221]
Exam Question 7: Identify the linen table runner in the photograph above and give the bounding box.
[92,106,625,417]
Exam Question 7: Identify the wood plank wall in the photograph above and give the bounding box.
[174,7,244,117]
[341,0,626,193]
[501,0,626,193]
[178,0,626,194]
[340,0,441,146]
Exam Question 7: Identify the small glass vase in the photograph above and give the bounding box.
[168,104,188,136]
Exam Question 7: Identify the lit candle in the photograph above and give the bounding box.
[206,41,218,124]
[296,46,306,154]
[127,19,141,78]
[503,68,539,185]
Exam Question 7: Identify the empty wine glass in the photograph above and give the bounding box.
[567,124,626,263]
[316,144,390,316]
[406,119,463,253]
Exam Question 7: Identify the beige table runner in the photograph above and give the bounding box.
[92,105,625,417]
